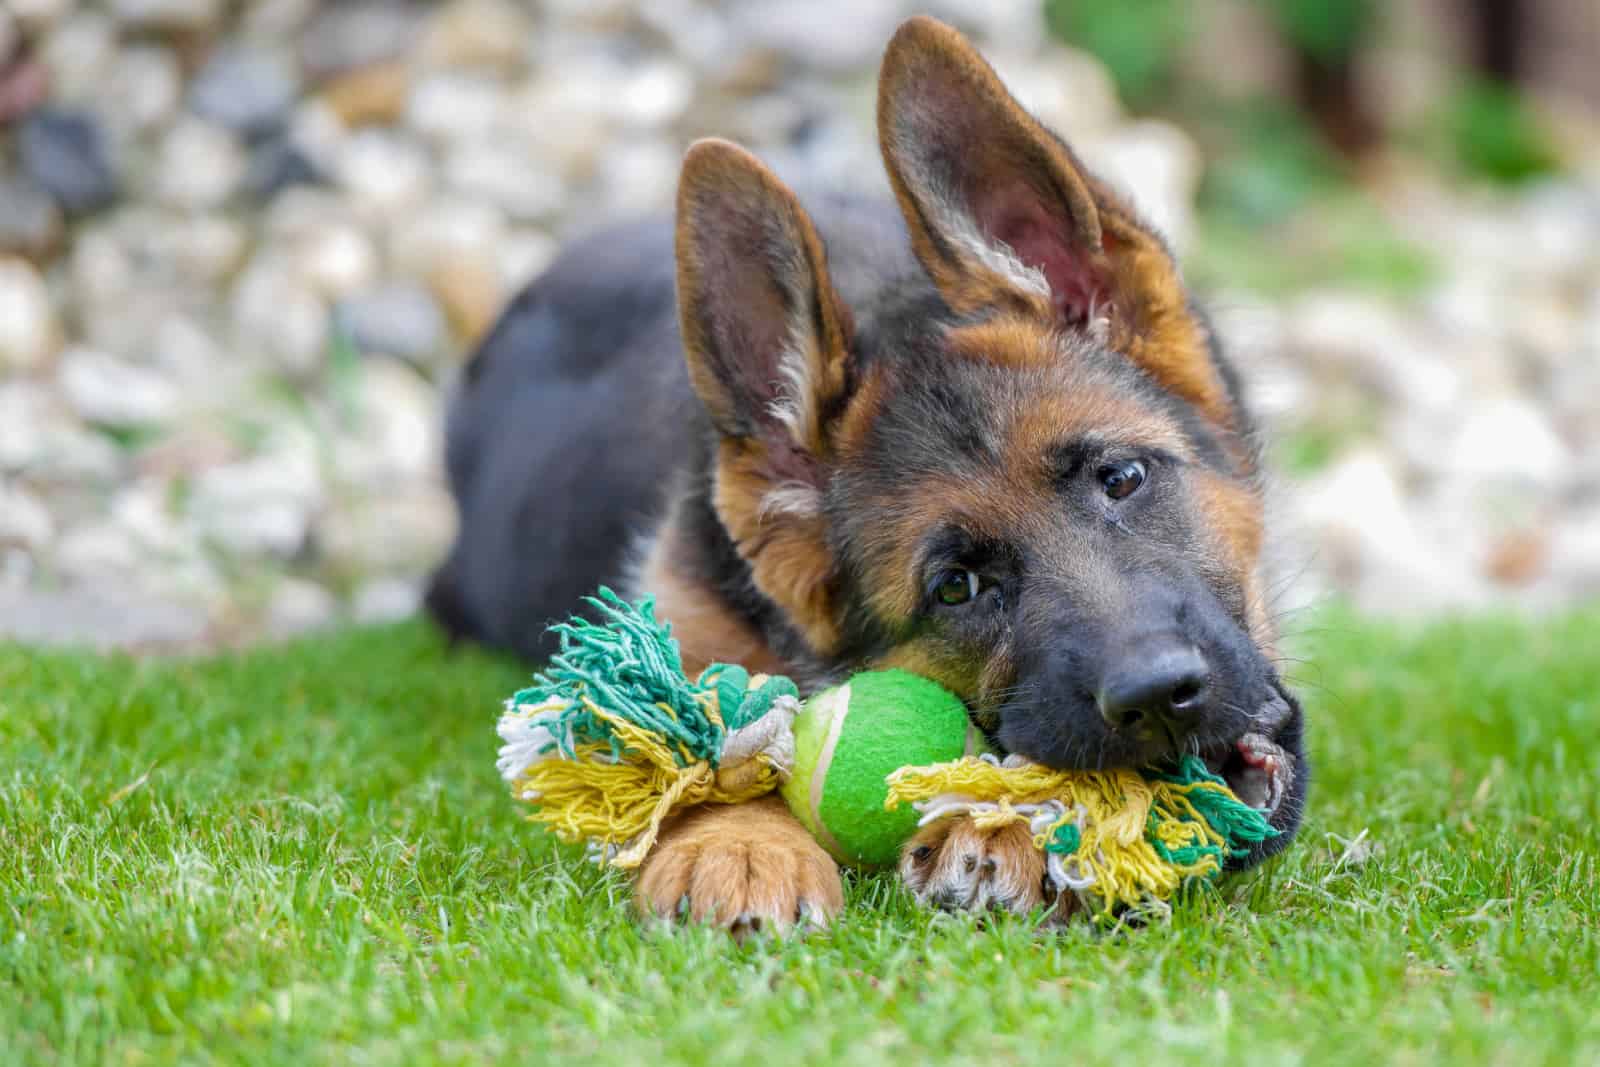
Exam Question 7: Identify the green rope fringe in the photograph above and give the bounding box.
[1149,754,1280,867]
[507,588,797,768]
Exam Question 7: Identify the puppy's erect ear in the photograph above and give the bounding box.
[877,16,1236,428]
[677,138,852,458]
[675,139,853,652]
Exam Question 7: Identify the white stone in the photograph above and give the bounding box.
[319,485,456,575]
[731,0,903,73]
[189,428,323,559]
[150,315,227,393]
[0,481,55,550]
[497,228,559,291]
[68,226,134,306]
[443,143,564,223]
[388,198,506,279]
[59,347,181,427]
[167,214,249,284]
[265,578,339,637]
[11,0,77,31]
[1543,505,1600,598]
[991,45,1122,141]
[614,62,694,129]
[351,577,420,624]
[406,72,505,145]
[103,44,182,133]
[0,258,59,373]
[1445,398,1573,489]
[231,254,330,377]
[0,383,121,483]
[334,130,433,220]
[596,139,680,216]
[40,11,117,106]
[1078,121,1201,250]
[295,223,380,299]
[155,119,246,209]
[1288,292,1465,416]
[55,521,141,580]
[1289,448,1489,614]
[332,361,441,487]
[111,0,220,31]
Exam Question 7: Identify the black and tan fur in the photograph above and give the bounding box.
[429,17,1307,934]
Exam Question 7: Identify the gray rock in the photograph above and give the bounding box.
[189,46,300,137]
[18,108,118,214]
[299,1,424,80]
[0,174,63,259]
[111,0,221,33]
[244,134,324,200]
[351,577,420,623]
[337,283,445,362]
[0,257,59,373]
[58,347,182,428]
[732,0,904,73]
[0,585,210,650]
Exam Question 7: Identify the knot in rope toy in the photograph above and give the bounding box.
[495,589,799,868]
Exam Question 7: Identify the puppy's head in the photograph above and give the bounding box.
[674,17,1304,861]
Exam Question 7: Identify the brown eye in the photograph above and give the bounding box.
[1099,460,1146,500]
[935,569,980,606]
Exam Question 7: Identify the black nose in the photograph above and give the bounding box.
[1097,643,1211,733]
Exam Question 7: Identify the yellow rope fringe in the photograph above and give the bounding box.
[885,756,1234,913]
[509,698,782,870]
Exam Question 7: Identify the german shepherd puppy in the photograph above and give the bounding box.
[429,16,1307,932]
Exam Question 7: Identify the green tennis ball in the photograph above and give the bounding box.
[780,669,990,869]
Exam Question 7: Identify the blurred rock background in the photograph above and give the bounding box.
[0,0,1596,649]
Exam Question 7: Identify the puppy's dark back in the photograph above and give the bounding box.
[428,197,920,659]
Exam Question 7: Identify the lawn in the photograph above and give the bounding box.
[3,610,1598,1065]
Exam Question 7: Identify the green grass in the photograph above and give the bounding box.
[4,611,1599,1065]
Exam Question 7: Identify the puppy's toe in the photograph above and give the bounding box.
[899,815,1052,917]
[634,796,843,938]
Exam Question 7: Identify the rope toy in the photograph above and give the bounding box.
[886,754,1279,915]
[496,589,1279,916]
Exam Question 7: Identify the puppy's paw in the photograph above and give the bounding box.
[899,815,1061,918]
[635,795,843,938]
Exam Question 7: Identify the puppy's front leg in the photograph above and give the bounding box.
[635,794,844,937]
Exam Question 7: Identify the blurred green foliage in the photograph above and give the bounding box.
[1043,0,1189,109]
[1042,0,1573,295]
[1439,79,1562,184]
[1265,0,1373,60]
